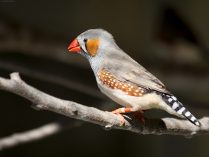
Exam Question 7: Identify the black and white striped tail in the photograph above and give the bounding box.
[161,93,201,126]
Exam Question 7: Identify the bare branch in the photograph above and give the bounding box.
[0,72,208,137]
[0,61,104,99]
[0,121,82,150]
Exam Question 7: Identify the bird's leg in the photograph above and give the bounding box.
[112,107,145,125]
[111,107,134,125]
[133,110,145,124]
[112,107,133,114]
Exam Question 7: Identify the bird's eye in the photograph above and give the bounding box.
[83,38,88,43]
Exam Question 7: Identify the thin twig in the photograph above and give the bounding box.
[0,121,82,150]
[0,72,208,139]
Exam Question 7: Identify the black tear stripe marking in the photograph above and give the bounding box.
[157,92,201,126]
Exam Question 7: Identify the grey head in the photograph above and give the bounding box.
[68,29,120,73]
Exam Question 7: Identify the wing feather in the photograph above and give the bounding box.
[102,49,170,94]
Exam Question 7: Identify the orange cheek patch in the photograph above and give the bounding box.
[98,69,145,96]
[86,39,100,57]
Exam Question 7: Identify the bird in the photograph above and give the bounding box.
[67,29,201,127]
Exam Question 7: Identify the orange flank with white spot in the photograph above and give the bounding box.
[98,69,144,96]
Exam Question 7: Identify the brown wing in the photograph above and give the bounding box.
[98,69,148,96]
[102,50,171,94]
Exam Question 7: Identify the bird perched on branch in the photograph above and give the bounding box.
[67,29,200,126]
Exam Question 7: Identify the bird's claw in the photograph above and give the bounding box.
[113,113,126,126]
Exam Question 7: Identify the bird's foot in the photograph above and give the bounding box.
[111,107,133,126]
[133,110,145,124]
[113,113,126,126]
[111,107,145,125]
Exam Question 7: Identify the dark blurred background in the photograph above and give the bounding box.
[0,0,209,157]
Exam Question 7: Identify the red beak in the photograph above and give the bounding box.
[68,39,81,53]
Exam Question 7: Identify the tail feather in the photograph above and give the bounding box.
[161,93,201,127]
